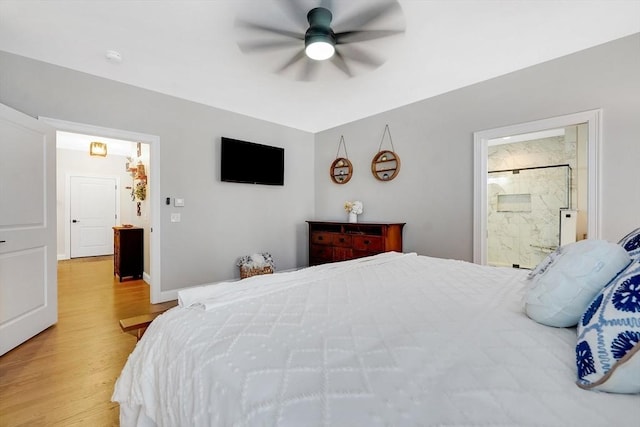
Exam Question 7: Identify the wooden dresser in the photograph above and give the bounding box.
[113,226,143,282]
[307,221,405,266]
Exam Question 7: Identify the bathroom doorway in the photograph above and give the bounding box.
[485,127,585,269]
[473,110,601,267]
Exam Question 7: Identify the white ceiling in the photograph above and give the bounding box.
[1,0,639,133]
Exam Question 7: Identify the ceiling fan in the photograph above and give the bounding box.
[235,0,405,80]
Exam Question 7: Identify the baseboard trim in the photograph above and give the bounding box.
[153,289,179,304]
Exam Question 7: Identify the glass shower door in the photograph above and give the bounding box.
[487,165,571,269]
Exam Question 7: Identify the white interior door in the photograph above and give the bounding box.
[0,103,57,356]
[70,176,116,258]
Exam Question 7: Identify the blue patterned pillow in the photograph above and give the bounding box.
[618,227,640,261]
[576,259,640,393]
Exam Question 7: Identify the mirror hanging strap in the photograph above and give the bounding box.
[378,124,396,152]
[336,135,349,159]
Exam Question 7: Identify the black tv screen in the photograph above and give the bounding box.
[220,137,285,186]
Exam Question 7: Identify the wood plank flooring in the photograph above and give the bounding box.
[0,256,176,427]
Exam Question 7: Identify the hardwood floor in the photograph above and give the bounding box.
[0,256,175,427]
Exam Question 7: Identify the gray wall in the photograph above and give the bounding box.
[1,33,638,294]
[314,33,640,261]
[0,51,315,293]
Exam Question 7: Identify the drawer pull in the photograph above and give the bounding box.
[364,240,370,245]
[339,238,345,243]
[318,236,323,241]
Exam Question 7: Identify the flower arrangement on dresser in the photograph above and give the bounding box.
[236,252,275,279]
[344,200,363,223]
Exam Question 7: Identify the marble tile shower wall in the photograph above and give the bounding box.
[488,167,570,268]
[488,136,576,268]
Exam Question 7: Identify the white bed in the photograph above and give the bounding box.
[113,252,640,426]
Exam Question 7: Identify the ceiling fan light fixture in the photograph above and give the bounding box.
[305,39,335,60]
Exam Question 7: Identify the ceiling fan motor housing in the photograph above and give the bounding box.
[305,7,336,50]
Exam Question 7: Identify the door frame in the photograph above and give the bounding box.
[39,117,164,303]
[67,174,120,258]
[473,109,602,265]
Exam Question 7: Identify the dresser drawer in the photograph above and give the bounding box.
[310,244,333,261]
[332,234,352,247]
[352,235,384,252]
[311,232,332,245]
[334,247,353,261]
[353,250,377,259]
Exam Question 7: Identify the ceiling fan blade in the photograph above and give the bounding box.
[335,1,401,31]
[276,0,311,28]
[336,29,403,44]
[319,0,333,11]
[238,39,301,53]
[236,20,304,40]
[276,49,307,74]
[337,45,383,67]
[330,50,353,78]
[299,58,321,81]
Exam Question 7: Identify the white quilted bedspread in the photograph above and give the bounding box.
[113,253,640,426]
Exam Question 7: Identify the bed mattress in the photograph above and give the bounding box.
[113,252,640,426]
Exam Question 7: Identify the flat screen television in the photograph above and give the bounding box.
[220,137,285,186]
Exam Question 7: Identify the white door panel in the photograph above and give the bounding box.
[0,120,45,227]
[0,248,46,325]
[0,103,57,356]
[70,176,116,258]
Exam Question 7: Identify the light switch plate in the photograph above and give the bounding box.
[170,213,181,223]
[174,198,185,207]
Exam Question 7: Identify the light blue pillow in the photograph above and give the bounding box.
[525,239,631,327]
[618,227,640,261]
[576,259,640,393]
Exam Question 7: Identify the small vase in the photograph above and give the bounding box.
[348,212,358,223]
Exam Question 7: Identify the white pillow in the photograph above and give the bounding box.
[576,259,640,393]
[525,239,631,327]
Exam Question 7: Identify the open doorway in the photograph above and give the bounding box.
[485,124,587,269]
[473,109,601,266]
[39,117,162,302]
[56,131,149,261]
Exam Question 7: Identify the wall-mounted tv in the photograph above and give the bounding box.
[220,137,285,186]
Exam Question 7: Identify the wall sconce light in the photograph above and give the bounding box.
[89,141,107,157]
